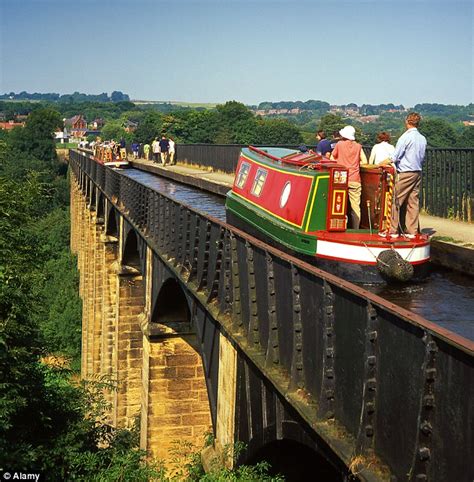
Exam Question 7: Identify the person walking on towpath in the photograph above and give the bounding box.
[331,125,368,229]
[159,135,170,165]
[379,112,427,239]
[152,138,160,163]
[131,141,140,159]
[168,138,176,165]
[143,142,150,161]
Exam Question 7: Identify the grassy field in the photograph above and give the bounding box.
[132,99,218,108]
[56,143,77,149]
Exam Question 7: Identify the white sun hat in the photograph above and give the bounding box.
[339,125,356,141]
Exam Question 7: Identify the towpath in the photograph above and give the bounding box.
[131,158,474,246]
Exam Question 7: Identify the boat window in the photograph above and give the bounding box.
[280,181,291,208]
[235,162,250,189]
[251,168,268,197]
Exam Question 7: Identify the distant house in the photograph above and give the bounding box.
[123,120,138,133]
[64,115,88,139]
[91,118,104,130]
[65,114,87,130]
[359,115,380,123]
[0,120,25,130]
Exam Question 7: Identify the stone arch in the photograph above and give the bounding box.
[143,275,212,464]
[106,207,119,238]
[245,438,343,482]
[122,229,141,270]
[152,278,190,328]
[90,185,97,210]
[97,192,105,222]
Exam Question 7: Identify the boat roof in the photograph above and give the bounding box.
[242,146,341,170]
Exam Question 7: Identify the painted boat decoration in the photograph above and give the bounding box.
[225,146,430,283]
[93,144,129,168]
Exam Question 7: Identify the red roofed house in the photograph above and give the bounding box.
[0,120,25,130]
[65,115,87,139]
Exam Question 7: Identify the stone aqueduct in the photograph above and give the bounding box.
[69,149,473,481]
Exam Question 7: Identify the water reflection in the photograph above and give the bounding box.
[366,268,474,340]
[121,168,226,220]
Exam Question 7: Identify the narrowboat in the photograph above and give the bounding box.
[93,143,129,168]
[225,146,430,283]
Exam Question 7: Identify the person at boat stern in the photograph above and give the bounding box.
[380,112,427,238]
[331,125,368,229]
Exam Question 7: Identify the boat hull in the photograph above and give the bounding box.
[226,146,430,284]
[94,157,130,169]
[226,208,430,284]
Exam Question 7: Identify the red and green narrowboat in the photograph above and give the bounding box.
[225,146,430,283]
[93,144,129,168]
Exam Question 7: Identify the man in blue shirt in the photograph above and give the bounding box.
[381,112,427,238]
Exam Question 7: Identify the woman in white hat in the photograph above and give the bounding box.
[331,125,368,229]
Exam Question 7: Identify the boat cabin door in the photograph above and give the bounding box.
[360,165,395,231]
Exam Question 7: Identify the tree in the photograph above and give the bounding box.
[456,126,474,147]
[215,101,257,143]
[110,91,130,102]
[133,112,162,143]
[254,118,303,145]
[172,110,220,144]
[419,118,459,147]
[0,111,161,479]
[216,101,255,124]
[100,121,129,141]
[9,108,63,165]
[317,113,346,138]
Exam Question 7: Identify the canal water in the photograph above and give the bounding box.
[121,168,474,341]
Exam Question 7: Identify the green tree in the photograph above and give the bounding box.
[419,118,459,147]
[0,115,161,480]
[215,101,257,143]
[456,125,474,147]
[171,110,219,144]
[255,118,303,145]
[317,113,346,139]
[9,108,62,166]
[100,120,129,141]
[133,112,163,143]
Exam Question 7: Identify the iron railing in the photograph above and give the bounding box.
[422,148,473,221]
[176,143,312,174]
[175,144,473,222]
[70,149,473,481]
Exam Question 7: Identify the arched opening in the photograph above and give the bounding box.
[90,186,97,210]
[106,208,118,238]
[153,278,190,325]
[122,230,141,269]
[246,439,343,482]
[97,193,105,222]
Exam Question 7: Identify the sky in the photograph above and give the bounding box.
[0,0,472,107]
